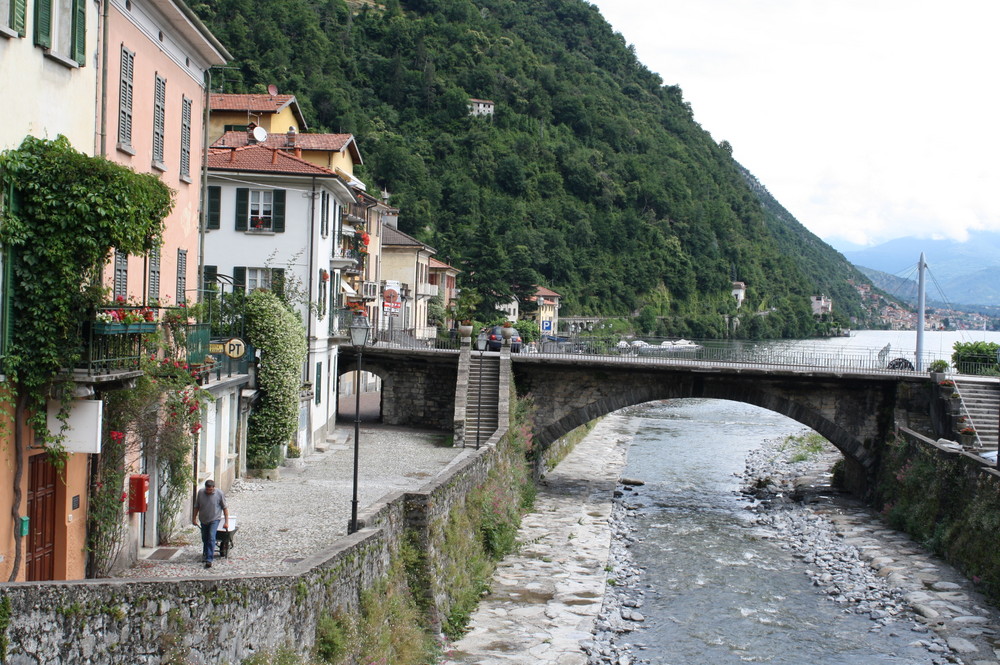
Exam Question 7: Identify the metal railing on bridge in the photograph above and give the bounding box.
[519,337,947,376]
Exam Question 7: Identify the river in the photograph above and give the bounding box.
[606,400,945,664]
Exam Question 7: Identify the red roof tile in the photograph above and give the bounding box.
[206,145,338,176]
[210,94,308,130]
[213,131,362,164]
[535,286,561,298]
[429,257,460,272]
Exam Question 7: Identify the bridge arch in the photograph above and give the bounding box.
[513,359,900,470]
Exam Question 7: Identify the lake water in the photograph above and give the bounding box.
[609,397,941,664]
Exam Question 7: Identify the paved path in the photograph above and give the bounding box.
[441,416,629,664]
[126,393,462,579]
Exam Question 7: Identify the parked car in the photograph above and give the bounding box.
[485,326,522,352]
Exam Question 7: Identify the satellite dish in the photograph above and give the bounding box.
[267,84,278,96]
[252,126,268,143]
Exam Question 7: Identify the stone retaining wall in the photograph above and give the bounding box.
[879,427,1000,600]
[0,441,507,664]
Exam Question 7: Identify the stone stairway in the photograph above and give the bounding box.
[954,378,1000,450]
[465,353,499,447]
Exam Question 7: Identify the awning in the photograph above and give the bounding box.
[340,279,357,296]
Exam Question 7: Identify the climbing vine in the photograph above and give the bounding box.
[0,135,172,452]
[244,289,307,469]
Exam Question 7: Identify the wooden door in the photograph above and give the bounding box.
[26,454,57,581]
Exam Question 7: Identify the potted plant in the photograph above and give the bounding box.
[958,426,977,447]
[928,359,949,382]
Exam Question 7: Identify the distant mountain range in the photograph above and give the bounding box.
[836,232,1000,307]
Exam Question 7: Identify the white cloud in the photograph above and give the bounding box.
[588,0,1000,247]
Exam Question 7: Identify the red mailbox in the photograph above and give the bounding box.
[129,474,149,513]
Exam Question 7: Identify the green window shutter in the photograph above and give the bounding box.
[71,0,85,65]
[33,0,51,48]
[202,265,217,289]
[235,188,248,231]
[271,268,285,299]
[232,266,246,291]
[272,189,286,232]
[12,0,27,36]
[315,362,322,405]
[207,186,221,229]
[118,47,134,147]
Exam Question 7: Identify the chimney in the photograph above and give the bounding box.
[286,126,297,147]
[247,122,258,145]
[228,147,236,163]
[295,148,302,159]
[271,148,278,164]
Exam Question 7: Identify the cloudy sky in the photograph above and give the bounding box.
[587,0,1000,249]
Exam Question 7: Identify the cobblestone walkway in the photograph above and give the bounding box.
[124,419,462,579]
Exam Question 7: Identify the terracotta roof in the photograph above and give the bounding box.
[206,145,338,176]
[382,225,435,253]
[213,131,362,164]
[535,286,561,298]
[210,94,308,130]
[429,257,460,272]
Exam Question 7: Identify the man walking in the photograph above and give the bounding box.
[193,479,229,569]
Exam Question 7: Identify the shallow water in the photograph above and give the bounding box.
[612,399,937,664]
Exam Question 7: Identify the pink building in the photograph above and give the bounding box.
[98,0,229,306]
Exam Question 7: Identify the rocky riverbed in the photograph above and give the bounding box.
[589,431,1000,665]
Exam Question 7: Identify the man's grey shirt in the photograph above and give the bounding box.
[196,489,227,524]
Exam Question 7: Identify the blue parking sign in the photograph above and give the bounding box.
[542,320,552,331]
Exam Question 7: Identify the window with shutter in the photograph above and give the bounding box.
[118,47,134,149]
[180,97,192,178]
[272,190,286,233]
[33,0,50,48]
[320,192,329,237]
[10,0,27,36]
[113,250,128,300]
[315,362,322,405]
[176,249,187,304]
[232,266,246,291]
[152,75,166,167]
[234,188,248,231]
[147,246,160,303]
[202,265,217,290]
[207,186,221,229]
[70,0,83,64]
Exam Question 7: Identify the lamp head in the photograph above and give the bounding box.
[476,335,487,351]
[349,315,371,348]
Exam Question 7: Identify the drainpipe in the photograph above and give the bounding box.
[306,177,317,445]
[198,69,211,305]
[98,0,110,156]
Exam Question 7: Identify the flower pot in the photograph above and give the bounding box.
[501,327,514,340]
[93,322,157,334]
[958,433,976,447]
[458,324,473,340]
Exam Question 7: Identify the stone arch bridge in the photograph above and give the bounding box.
[338,345,937,485]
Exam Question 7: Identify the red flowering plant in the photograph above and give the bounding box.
[96,294,157,325]
[346,301,366,316]
[960,426,976,435]
[90,352,210,573]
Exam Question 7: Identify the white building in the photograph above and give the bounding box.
[468,98,495,117]
[204,143,358,453]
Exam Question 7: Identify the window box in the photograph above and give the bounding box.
[93,322,158,334]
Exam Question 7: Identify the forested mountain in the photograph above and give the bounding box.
[191,0,876,337]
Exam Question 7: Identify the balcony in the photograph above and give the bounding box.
[330,250,357,271]
[418,283,439,297]
[343,249,366,275]
[329,308,356,337]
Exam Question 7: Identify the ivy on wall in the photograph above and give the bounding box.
[245,289,307,469]
[0,135,172,452]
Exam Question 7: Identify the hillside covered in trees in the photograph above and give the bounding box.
[191,0,878,337]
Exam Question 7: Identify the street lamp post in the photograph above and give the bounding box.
[348,314,371,534]
[475,334,486,449]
